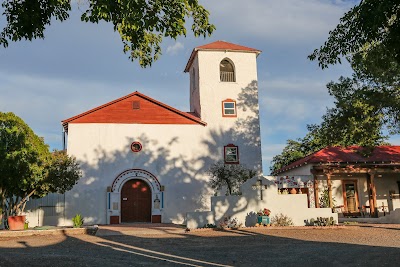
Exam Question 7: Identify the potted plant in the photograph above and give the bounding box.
[7,215,26,230]
[257,208,271,226]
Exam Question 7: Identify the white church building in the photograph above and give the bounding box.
[60,41,264,225]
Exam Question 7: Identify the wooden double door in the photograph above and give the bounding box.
[342,180,359,214]
[121,179,151,222]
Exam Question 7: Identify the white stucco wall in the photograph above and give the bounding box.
[187,176,337,228]
[64,122,261,225]
[277,165,312,176]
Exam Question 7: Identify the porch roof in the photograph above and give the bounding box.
[275,146,400,174]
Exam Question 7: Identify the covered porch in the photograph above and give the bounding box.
[311,164,400,218]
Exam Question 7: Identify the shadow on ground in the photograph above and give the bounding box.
[0,225,400,266]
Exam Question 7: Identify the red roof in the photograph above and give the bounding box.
[275,146,400,174]
[62,91,206,132]
[196,41,260,52]
[184,40,261,72]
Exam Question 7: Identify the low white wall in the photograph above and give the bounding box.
[186,211,214,229]
[378,208,400,223]
[24,209,68,228]
[186,176,338,228]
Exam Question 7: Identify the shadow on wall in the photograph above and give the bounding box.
[66,80,263,224]
[67,133,213,224]
[200,80,262,173]
[28,80,263,225]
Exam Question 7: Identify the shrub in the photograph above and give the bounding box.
[72,214,84,228]
[307,217,336,226]
[203,223,217,228]
[218,216,243,229]
[343,221,358,225]
[271,213,293,226]
[319,187,336,208]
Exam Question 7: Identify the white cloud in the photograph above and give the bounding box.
[166,42,184,55]
[205,0,354,44]
[0,71,134,148]
[259,77,334,124]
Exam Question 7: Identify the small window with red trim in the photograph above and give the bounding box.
[224,144,239,164]
[131,142,142,152]
[222,99,237,117]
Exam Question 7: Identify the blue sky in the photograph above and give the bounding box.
[2,0,391,174]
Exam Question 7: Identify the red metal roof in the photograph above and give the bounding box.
[274,146,400,174]
[184,40,261,72]
[196,41,260,52]
[62,91,206,132]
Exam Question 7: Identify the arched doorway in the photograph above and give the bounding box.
[121,179,151,222]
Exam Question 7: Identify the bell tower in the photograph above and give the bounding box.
[184,40,261,128]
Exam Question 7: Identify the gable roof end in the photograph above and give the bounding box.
[62,91,207,132]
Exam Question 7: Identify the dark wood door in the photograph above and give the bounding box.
[121,179,151,222]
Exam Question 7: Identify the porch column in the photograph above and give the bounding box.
[367,170,378,217]
[311,169,319,208]
[327,172,333,209]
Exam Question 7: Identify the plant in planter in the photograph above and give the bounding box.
[0,112,81,230]
[256,208,271,226]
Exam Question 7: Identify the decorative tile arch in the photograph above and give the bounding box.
[111,169,161,193]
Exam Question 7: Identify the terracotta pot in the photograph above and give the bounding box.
[290,188,297,194]
[8,215,26,231]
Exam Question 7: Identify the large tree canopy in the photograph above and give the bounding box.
[309,1,400,129]
[0,112,81,219]
[0,0,215,67]
[287,0,400,173]
[270,77,389,173]
[308,0,400,84]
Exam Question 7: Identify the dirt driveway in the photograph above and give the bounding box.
[0,224,399,266]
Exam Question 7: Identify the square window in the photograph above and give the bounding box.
[222,100,237,117]
[224,145,239,164]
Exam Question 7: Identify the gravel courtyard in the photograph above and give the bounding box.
[0,224,399,266]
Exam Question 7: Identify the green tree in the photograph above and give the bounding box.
[0,112,81,223]
[270,77,388,173]
[0,0,215,67]
[208,161,257,195]
[270,127,324,174]
[308,0,400,84]
[308,1,400,136]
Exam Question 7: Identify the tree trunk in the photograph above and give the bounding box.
[226,181,233,195]
[11,189,36,215]
[0,188,5,228]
